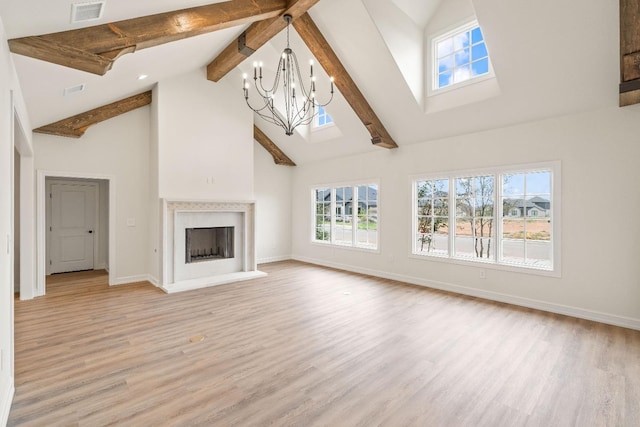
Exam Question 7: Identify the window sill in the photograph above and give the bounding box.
[408,252,561,278]
[311,240,380,254]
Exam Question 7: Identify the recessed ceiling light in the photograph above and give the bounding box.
[138,74,148,80]
[70,1,106,23]
[63,84,86,96]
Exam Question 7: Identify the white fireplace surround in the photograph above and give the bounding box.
[161,199,266,293]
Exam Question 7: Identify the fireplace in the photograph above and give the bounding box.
[161,200,266,293]
[185,226,234,263]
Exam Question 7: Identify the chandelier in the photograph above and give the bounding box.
[243,14,334,136]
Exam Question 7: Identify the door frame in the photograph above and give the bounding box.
[37,170,116,296]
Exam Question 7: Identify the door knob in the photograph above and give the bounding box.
[88,230,93,234]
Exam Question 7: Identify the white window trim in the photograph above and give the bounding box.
[311,179,381,253]
[409,161,561,277]
[431,19,495,94]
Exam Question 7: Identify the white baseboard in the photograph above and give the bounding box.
[0,377,14,427]
[112,274,156,286]
[95,262,107,270]
[292,255,640,331]
[146,275,160,287]
[257,255,292,265]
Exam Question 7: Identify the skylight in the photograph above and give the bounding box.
[434,22,491,90]
[314,105,333,128]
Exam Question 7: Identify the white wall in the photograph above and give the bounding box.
[157,69,254,200]
[34,107,151,284]
[0,14,33,425]
[153,70,255,284]
[291,106,640,329]
[253,141,293,263]
[148,84,161,284]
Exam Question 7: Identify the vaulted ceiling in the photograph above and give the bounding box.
[0,0,626,165]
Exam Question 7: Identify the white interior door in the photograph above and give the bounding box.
[50,182,97,274]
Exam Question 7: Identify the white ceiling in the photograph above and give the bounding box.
[0,0,625,165]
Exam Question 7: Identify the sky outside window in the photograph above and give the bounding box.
[436,25,490,89]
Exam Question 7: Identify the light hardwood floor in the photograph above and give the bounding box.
[8,261,640,426]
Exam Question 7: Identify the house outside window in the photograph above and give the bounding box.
[433,21,491,90]
[313,183,378,250]
[412,163,559,274]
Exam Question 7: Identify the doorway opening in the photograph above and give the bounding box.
[37,171,115,295]
[45,178,107,275]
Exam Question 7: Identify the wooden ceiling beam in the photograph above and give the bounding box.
[9,0,287,75]
[253,125,296,166]
[292,13,398,149]
[207,0,320,82]
[34,91,152,138]
[620,0,640,106]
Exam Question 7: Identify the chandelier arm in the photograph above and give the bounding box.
[257,57,283,95]
[241,13,333,136]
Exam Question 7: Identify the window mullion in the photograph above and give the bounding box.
[497,173,503,263]
[494,173,500,262]
[352,186,358,247]
[523,176,527,262]
[449,178,455,258]
[330,187,336,245]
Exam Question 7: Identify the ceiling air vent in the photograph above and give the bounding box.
[63,84,86,96]
[70,1,106,23]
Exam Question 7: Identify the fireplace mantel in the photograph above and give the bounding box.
[161,199,266,293]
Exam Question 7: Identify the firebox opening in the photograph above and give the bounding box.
[186,226,234,264]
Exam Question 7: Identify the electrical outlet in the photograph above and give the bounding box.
[479,269,486,279]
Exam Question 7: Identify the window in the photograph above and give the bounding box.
[315,105,333,128]
[313,183,378,250]
[434,22,490,90]
[314,188,331,242]
[454,175,495,260]
[416,179,449,256]
[412,163,558,273]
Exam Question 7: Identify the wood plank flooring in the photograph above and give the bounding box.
[8,261,640,426]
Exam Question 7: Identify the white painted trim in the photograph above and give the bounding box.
[160,270,267,294]
[146,275,160,287]
[291,255,640,331]
[37,170,116,296]
[112,274,154,286]
[0,377,14,427]
[257,255,292,264]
